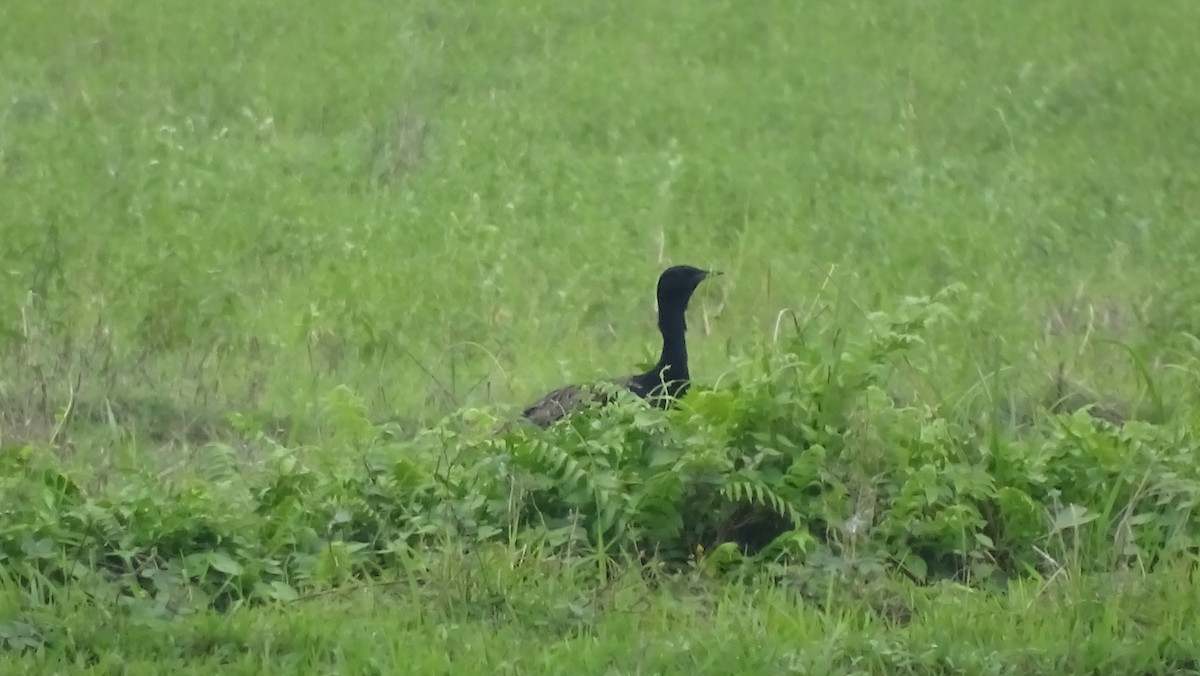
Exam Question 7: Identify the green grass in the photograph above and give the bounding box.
[3,0,1200,671]
[5,553,1200,674]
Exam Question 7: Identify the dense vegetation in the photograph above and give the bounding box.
[3,0,1200,672]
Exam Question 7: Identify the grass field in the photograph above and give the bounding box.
[4,0,1200,672]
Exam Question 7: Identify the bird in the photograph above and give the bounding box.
[499,264,719,432]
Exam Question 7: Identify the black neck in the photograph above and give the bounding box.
[643,299,690,395]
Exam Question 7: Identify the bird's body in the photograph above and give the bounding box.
[502,265,717,431]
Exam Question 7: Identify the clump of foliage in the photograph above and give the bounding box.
[2,287,1199,624]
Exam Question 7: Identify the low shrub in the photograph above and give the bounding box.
[2,286,1198,614]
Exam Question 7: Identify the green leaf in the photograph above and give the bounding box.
[1051,504,1098,532]
[268,580,299,602]
[208,550,244,576]
[330,507,353,525]
[21,537,55,559]
[897,550,928,582]
[648,447,678,469]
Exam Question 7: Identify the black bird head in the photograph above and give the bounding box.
[656,265,718,308]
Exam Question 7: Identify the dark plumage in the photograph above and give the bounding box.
[504,265,718,431]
